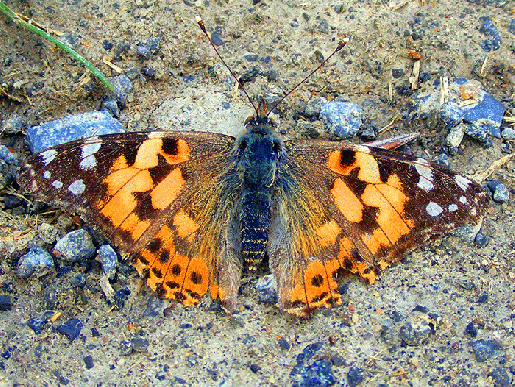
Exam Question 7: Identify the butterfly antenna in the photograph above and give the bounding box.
[196,16,258,114]
[267,38,349,117]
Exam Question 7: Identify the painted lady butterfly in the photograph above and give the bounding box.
[18,21,489,317]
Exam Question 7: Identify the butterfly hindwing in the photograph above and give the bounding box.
[268,140,489,316]
[19,131,246,308]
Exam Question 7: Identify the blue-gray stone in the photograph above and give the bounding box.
[136,45,151,60]
[479,16,501,52]
[347,366,365,387]
[255,274,278,304]
[0,145,17,165]
[465,321,478,337]
[146,36,163,53]
[0,295,12,311]
[210,32,224,46]
[17,246,55,278]
[305,97,327,117]
[26,111,124,153]
[501,127,515,140]
[399,320,432,346]
[83,355,94,370]
[464,124,489,143]
[119,340,133,356]
[1,116,26,135]
[433,153,450,168]
[131,338,149,353]
[54,229,96,262]
[474,231,489,247]
[98,245,118,280]
[56,319,83,342]
[487,180,510,203]
[320,102,362,138]
[469,339,504,362]
[509,19,515,34]
[294,360,336,387]
[462,93,505,138]
[278,337,291,350]
[244,54,259,62]
[488,367,511,387]
[27,316,47,334]
[291,342,324,377]
[111,74,134,106]
[440,102,464,129]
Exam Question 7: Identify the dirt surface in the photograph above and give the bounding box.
[1,0,515,386]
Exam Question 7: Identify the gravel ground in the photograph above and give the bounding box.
[1,0,514,386]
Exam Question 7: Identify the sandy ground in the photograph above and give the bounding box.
[1,0,514,385]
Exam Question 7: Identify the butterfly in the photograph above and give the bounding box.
[18,98,489,317]
[17,18,489,317]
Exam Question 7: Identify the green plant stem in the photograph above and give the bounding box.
[0,1,114,91]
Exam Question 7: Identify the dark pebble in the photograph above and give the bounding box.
[399,321,432,346]
[0,295,12,311]
[98,244,118,279]
[113,287,131,310]
[83,355,94,369]
[475,232,489,247]
[488,367,511,387]
[27,317,47,334]
[131,338,149,353]
[244,54,259,62]
[294,360,336,387]
[146,36,162,53]
[347,366,365,387]
[3,194,23,209]
[433,153,450,168]
[469,339,504,362]
[465,321,478,337]
[91,327,101,337]
[114,42,131,60]
[110,74,134,107]
[479,16,501,52]
[56,319,83,342]
[278,337,291,351]
[388,310,404,322]
[391,68,404,78]
[25,111,124,153]
[210,32,224,46]
[143,295,167,317]
[54,229,96,262]
[136,45,151,60]
[119,340,133,356]
[486,180,510,203]
[141,67,156,79]
[102,39,113,50]
[249,363,261,373]
[477,292,488,303]
[16,246,55,278]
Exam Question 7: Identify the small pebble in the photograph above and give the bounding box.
[304,97,327,117]
[440,102,464,129]
[210,32,224,46]
[119,340,133,356]
[249,363,261,373]
[465,321,478,337]
[1,116,26,135]
[83,355,94,369]
[16,246,55,278]
[98,245,118,280]
[501,127,515,140]
[433,153,450,168]
[255,274,278,304]
[469,339,504,362]
[59,33,79,48]
[0,295,13,311]
[113,287,131,310]
[243,54,258,62]
[110,74,134,107]
[488,367,511,387]
[293,360,336,387]
[320,102,362,139]
[399,320,432,346]
[474,231,489,247]
[56,319,83,342]
[136,45,151,60]
[479,16,501,52]
[25,111,124,153]
[486,180,510,203]
[54,229,96,262]
[347,366,365,387]
[278,337,291,351]
[27,317,47,334]
[131,338,149,353]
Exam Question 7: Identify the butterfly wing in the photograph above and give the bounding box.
[19,131,244,309]
[269,140,489,317]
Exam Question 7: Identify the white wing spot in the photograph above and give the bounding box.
[448,204,458,212]
[43,171,51,179]
[459,196,468,204]
[68,179,86,195]
[455,175,471,191]
[81,143,101,157]
[415,159,434,192]
[426,202,443,217]
[40,149,57,166]
[51,180,63,189]
[80,155,97,169]
[470,207,477,216]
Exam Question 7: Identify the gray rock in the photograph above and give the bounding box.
[255,274,278,304]
[399,320,432,346]
[469,339,504,362]
[304,97,327,117]
[98,245,118,280]
[501,127,515,140]
[26,111,124,153]
[53,229,96,262]
[445,123,465,149]
[16,246,55,278]
[320,102,362,138]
